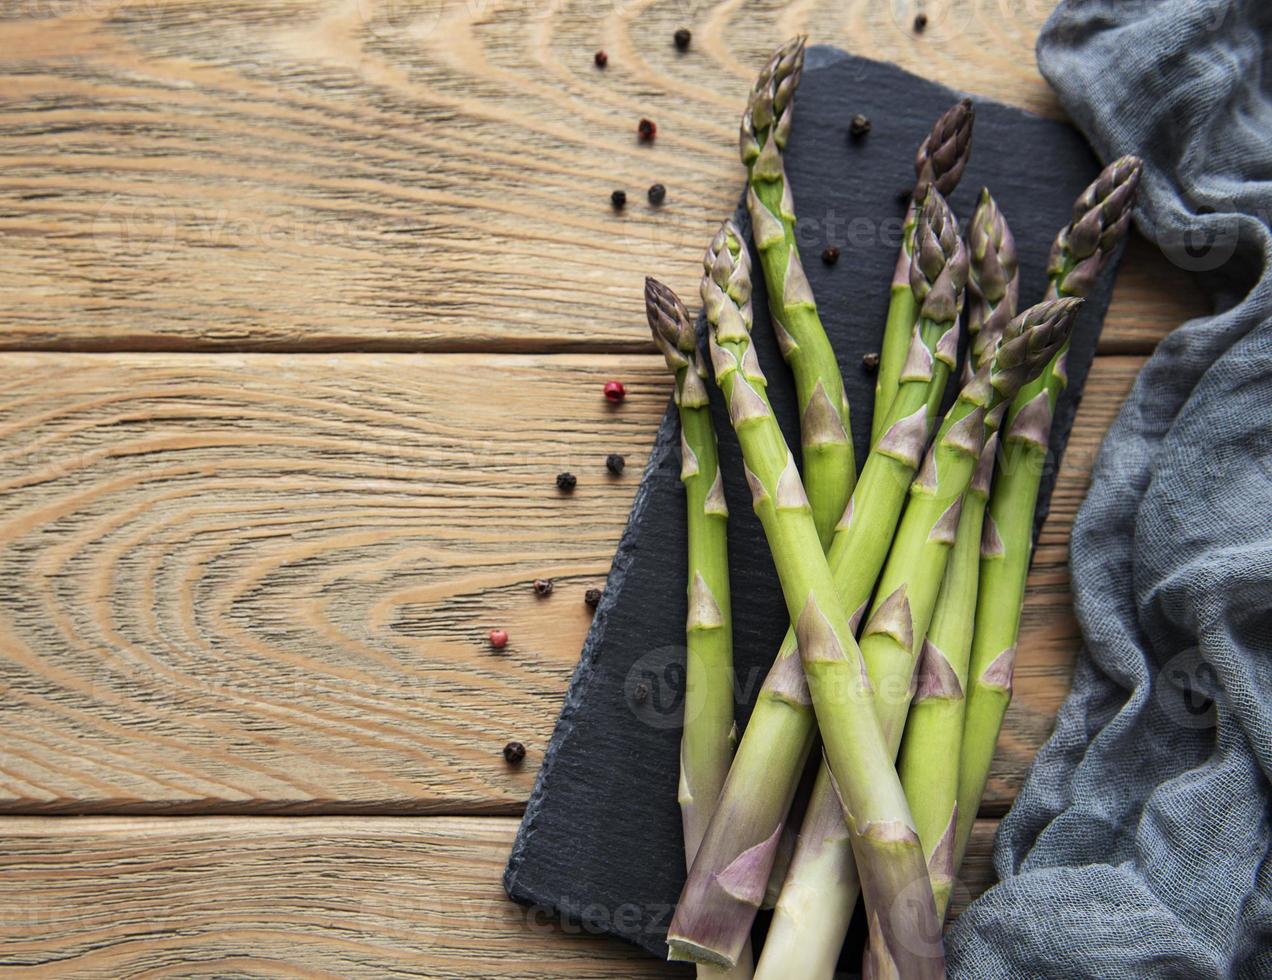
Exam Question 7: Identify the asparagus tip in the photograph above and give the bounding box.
[1048,154,1144,297]
[987,296,1083,398]
[909,187,969,324]
[644,277,696,369]
[967,188,1020,368]
[740,36,807,164]
[915,98,975,198]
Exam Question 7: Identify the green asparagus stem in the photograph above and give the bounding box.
[669,220,943,978]
[896,191,1019,920]
[645,279,753,980]
[759,298,1081,980]
[871,98,975,445]
[670,195,967,971]
[741,37,853,548]
[954,157,1143,874]
[644,278,734,868]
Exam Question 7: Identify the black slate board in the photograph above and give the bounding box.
[504,47,1122,967]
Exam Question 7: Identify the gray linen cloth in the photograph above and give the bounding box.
[946,1,1272,977]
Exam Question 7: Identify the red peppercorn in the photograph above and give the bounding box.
[594,50,608,68]
[637,118,656,142]
[604,380,626,403]
[489,629,509,649]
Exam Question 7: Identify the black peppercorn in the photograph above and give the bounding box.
[647,183,666,206]
[594,50,608,68]
[821,246,840,266]
[585,587,603,609]
[611,189,627,210]
[633,681,649,704]
[914,12,928,31]
[606,453,626,475]
[862,351,881,373]
[503,741,526,765]
[533,578,554,596]
[637,117,656,142]
[674,28,691,50]
[849,113,871,138]
[556,472,577,492]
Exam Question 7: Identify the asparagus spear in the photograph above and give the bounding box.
[674,220,943,978]
[643,279,735,867]
[758,298,1081,980]
[645,278,754,980]
[669,195,966,970]
[871,98,975,445]
[896,192,1019,920]
[742,36,854,548]
[741,39,858,909]
[954,157,1143,873]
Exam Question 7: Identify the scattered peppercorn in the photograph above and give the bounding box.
[633,681,649,704]
[533,578,554,597]
[556,472,577,492]
[606,453,626,475]
[638,117,657,142]
[914,12,928,31]
[849,113,872,138]
[862,351,881,373]
[673,28,691,51]
[594,50,608,68]
[489,628,509,649]
[647,183,666,206]
[603,380,626,403]
[611,189,627,210]
[503,741,526,765]
[821,246,840,266]
[585,587,603,609]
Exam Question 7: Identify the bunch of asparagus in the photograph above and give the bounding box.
[643,36,1142,979]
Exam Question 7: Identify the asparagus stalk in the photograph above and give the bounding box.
[896,192,1019,920]
[871,99,975,445]
[670,195,967,970]
[741,39,858,908]
[742,37,854,548]
[759,298,1081,980]
[643,280,735,866]
[954,157,1143,872]
[645,279,754,980]
[673,220,943,978]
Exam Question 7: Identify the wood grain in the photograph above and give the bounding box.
[0,0,1204,352]
[0,814,1000,977]
[0,351,1140,814]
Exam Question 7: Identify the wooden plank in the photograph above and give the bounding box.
[0,2,1205,353]
[0,814,1001,976]
[0,352,1139,813]
[0,815,673,978]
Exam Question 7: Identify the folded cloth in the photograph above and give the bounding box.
[946,1,1272,977]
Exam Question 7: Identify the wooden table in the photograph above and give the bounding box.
[0,1,1204,975]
